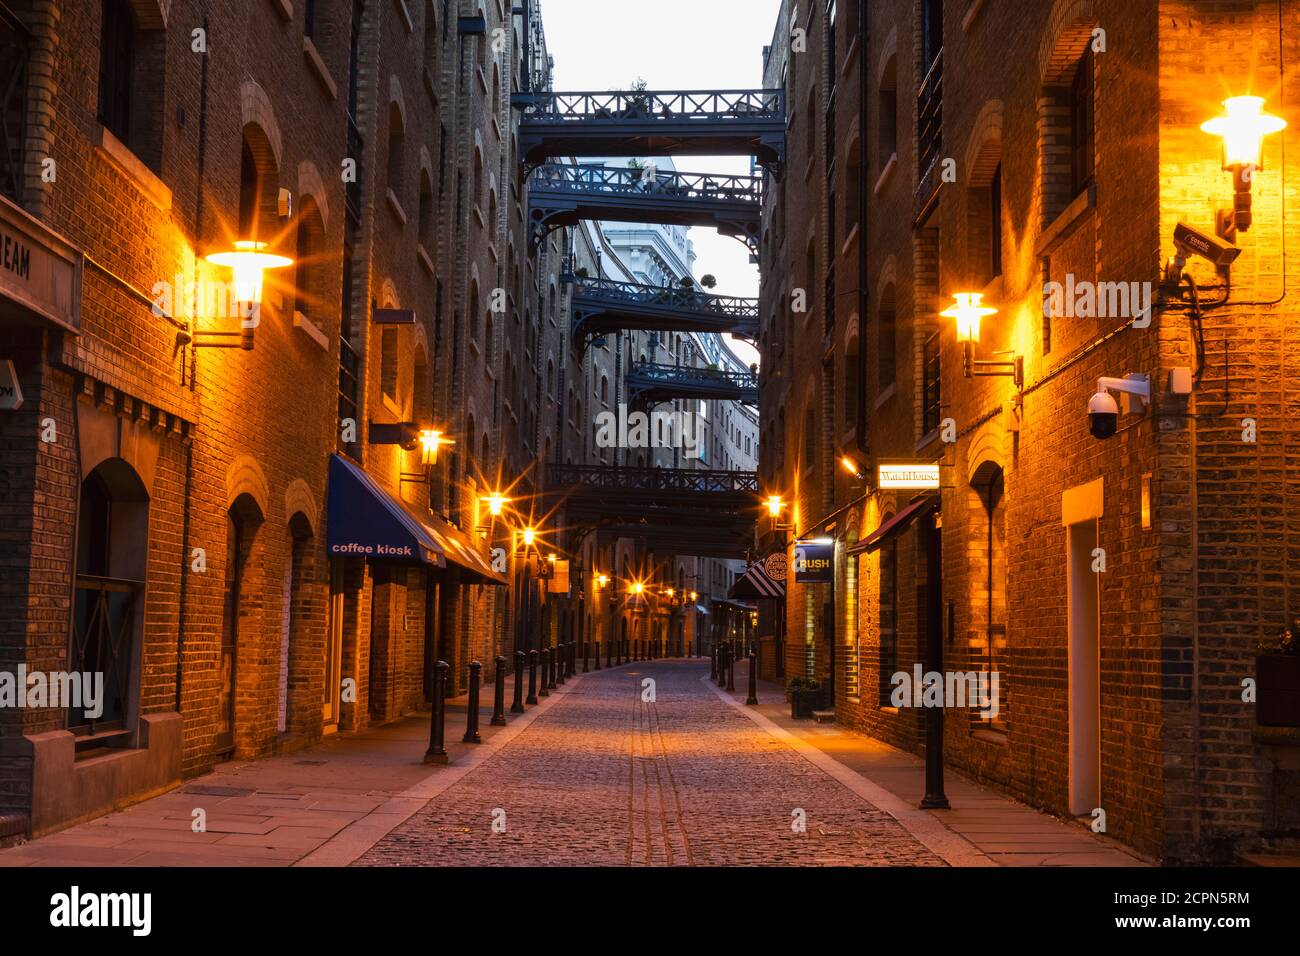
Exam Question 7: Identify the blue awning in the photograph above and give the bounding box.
[327,455,506,585]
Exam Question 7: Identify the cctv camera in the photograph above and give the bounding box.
[1088,388,1119,439]
[1172,221,1242,269]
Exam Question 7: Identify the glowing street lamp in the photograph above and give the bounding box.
[630,581,645,595]
[841,456,865,480]
[480,493,509,516]
[941,292,1021,386]
[765,495,784,518]
[596,573,609,590]
[689,591,698,602]
[1202,95,1287,233]
[196,240,292,349]
[418,429,453,466]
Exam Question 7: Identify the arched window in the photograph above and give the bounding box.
[386,102,405,204]
[417,169,435,251]
[294,196,327,319]
[71,459,149,740]
[879,54,897,163]
[97,0,164,171]
[279,513,314,735]
[970,462,1008,732]
[220,494,265,756]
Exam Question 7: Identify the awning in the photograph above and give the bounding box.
[847,494,939,555]
[327,454,506,585]
[729,560,786,600]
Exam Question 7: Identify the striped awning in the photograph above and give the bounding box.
[730,560,786,600]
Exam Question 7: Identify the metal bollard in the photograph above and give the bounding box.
[539,648,551,697]
[511,650,526,714]
[710,644,718,680]
[527,649,539,705]
[548,646,558,689]
[557,645,567,686]
[424,660,449,764]
[583,641,590,673]
[726,646,736,692]
[493,655,509,724]
[463,660,483,743]
[746,649,758,705]
[606,637,613,668]
[596,640,603,670]
[717,643,728,687]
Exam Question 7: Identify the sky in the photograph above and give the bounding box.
[539,0,782,366]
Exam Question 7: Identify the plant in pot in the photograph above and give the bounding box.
[1257,622,1300,727]
[787,676,823,719]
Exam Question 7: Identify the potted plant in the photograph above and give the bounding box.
[1257,623,1300,727]
[787,676,823,719]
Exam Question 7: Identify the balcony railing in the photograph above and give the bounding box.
[547,462,759,494]
[531,163,762,204]
[572,277,759,321]
[0,5,31,204]
[628,361,758,392]
[916,50,943,181]
[524,89,784,122]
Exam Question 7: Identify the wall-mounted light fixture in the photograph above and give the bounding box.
[480,492,509,516]
[941,293,1023,388]
[840,455,866,481]
[419,429,453,466]
[1202,95,1286,237]
[188,241,292,349]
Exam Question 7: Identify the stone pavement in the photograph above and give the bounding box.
[716,658,1148,867]
[0,658,1148,867]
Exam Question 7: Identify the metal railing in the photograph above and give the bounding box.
[916,50,943,180]
[572,277,759,320]
[531,163,762,204]
[547,463,759,494]
[524,89,784,122]
[628,361,758,391]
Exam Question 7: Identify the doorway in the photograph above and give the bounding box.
[323,560,345,727]
[1066,517,1101,816]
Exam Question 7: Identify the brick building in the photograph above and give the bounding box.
[758,0,1300,862]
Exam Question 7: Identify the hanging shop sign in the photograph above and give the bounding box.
[0,197,82,334]
[877,463,940,490]
[763,551,787,582]
[792,539,834,583]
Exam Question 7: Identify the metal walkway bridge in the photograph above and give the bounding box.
[527,163,761,254]
[626,361,759,407]
[545,464,760,560]
[519,89,786,172]
[571,277,759,349]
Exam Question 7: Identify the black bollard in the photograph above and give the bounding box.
[527,649,539,705]
[540,648,551,697]
[493,655,509,725]
[717,643,728,687]
[726,646,736,692]
[463,660,483,743]
[511,650,526,714]
[548,646,558,689]
[557,646,567,686]
[746,649,758,705]
[596,640,603,670]
[424,660,449,764]
[710,644,718,680]
[606,637,612,668]
[583,641,590,673]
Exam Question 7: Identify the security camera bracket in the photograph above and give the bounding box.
[1098,374,1150,414]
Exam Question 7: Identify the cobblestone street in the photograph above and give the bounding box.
[355,661,944,867]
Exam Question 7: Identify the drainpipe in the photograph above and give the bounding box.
[856,2,869,457]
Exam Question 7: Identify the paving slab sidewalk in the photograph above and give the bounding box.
[0,670,580,868]
[716,659,1150,867]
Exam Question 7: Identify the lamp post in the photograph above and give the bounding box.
[941,293,1021,387]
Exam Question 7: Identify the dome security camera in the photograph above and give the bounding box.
[1088,374,1151,440]
[1088,388,1120,439]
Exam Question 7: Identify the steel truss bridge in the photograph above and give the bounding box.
[527,163,761,255]
[544,464,760,560]
[518,89,786,173]
[626,361,758,407]
[570,277,759,350]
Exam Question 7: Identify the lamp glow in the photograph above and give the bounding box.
[481,493,507,516]
[689,591,697,602]
[205,240,292,316]
[631,581,644,595]
[418,429,453,466]
[596,573,609,589]
[765,495,784,517]
[1202,96,1286,170]
[941,292,997,345]
[521,527,536,548]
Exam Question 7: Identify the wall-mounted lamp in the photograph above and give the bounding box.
[596,573,609,590]
[520,526,537,549]
[419,429,453,466]
[189,241,292,349]
[1202,96,1286,236]
[840,455,865,481]
[941,293,1023,388]
[480,492,509,516]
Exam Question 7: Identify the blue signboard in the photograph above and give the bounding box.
[792,539,834,583]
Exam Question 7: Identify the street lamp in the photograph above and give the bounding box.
[419,429,453,466]
[480,493,509,517]
[1202,95,1286,234]
[191,240,293,349]
[765,495,784,518]
[941,292,1022,387]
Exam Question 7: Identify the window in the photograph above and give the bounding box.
[417,169,434,250]
[380,327,398,401]
[387,103,405,202]
[844,337,859,429]
[803,406,816,473]
[98,0,135,145]
[294,197,326,318]
[877,286,897,391]
[1,4,31,203]
[879,56,897,161]
[71,461,148,742]
[990,163,1003,278]
[921,329,941,436]
[1069,50,1095,196]
[877,537,897,707]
